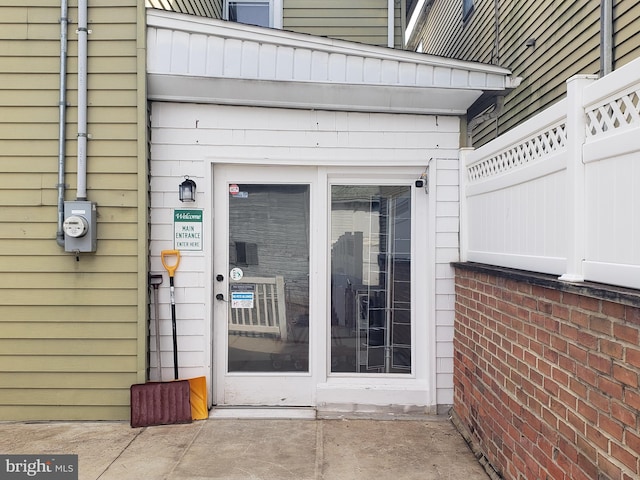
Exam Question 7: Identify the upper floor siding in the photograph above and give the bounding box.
[146,0,406,48]
[283,0,405,48]
[409,0,640,146]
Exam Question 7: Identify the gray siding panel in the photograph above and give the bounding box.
[615,0,640,68]
[412,0,640,146]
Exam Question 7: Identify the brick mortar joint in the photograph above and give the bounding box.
[455,287,639,350]
[452,262,640,310]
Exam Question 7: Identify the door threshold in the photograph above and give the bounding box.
[209,406,317,420]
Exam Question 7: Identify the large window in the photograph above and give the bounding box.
[226,1,270,28]
[330,185,412,374]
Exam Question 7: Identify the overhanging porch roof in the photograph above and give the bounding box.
[146,9,517,115]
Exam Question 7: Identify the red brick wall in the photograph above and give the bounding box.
[453,264,640,480]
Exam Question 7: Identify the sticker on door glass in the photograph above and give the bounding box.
[229,184,248,198]
[230,267,243,281]
[230,283,255,309]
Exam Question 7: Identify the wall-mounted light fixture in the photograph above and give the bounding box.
[179,176,197,202]
[525,38,536,49]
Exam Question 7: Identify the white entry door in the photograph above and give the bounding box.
[213,164,431,407]
[213,165,317,406]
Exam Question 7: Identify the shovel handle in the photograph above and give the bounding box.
[161,249,181,277]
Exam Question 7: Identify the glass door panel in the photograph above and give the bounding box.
[227,184,310,373]
[330,185,412,374]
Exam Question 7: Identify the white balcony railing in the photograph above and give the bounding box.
[461,57,640,290]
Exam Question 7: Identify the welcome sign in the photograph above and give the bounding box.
[174,209,203,251]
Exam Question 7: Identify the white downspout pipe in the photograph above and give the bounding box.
[77,0,89,200]
[466,96,505,147]
[56,0,69,246]
[388,0,394,48]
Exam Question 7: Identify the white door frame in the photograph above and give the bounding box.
[207,161,435,409]
[212,164,319,406]
[317,167,433,409]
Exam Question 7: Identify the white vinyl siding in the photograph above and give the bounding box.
[150,101,462,407]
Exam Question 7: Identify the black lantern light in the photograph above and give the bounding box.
[179,176,197,202]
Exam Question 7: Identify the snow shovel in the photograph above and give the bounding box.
[161,249,181,380]
[149,274,163,381]
[160,249,208,420]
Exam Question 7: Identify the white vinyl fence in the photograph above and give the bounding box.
[461,57,640,290]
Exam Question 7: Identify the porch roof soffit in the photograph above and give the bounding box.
[146,9,516,115]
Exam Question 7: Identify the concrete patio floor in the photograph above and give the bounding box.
[0,415,490,479]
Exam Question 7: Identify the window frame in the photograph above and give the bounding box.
[223,0,283,29]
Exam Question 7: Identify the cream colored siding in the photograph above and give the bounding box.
[496,2,600,138]
[145,0,222,17]
[394,0,405,48]
[616,0,640,67]
[283,0,391,47]
[0,3,146,420]
[412,0,640,146]
[408,0,463,58]
[146,0,406,48]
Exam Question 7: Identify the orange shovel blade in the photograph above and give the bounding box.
[188,376,208,420]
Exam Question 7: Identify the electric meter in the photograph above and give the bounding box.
[63,201,97,252]
[63,215,89,238]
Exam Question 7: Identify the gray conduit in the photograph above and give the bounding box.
[56,0,69,247]
[601,0,613,76]
[387,0,394,48]
[449,407,503,480]
[492,0,499,64]
[76,0,88,200]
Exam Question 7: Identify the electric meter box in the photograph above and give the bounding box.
[63,200,97,253]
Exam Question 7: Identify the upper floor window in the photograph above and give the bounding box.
[225,0,271,28]
[463,0,474,21]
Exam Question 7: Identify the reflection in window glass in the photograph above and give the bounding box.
[227,184,310,372]
[463,0,474,20]
[228,1,270,27]
[330,185,412,374]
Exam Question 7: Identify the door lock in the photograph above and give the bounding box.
[215,293,225,301]
[216,274,224,282]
